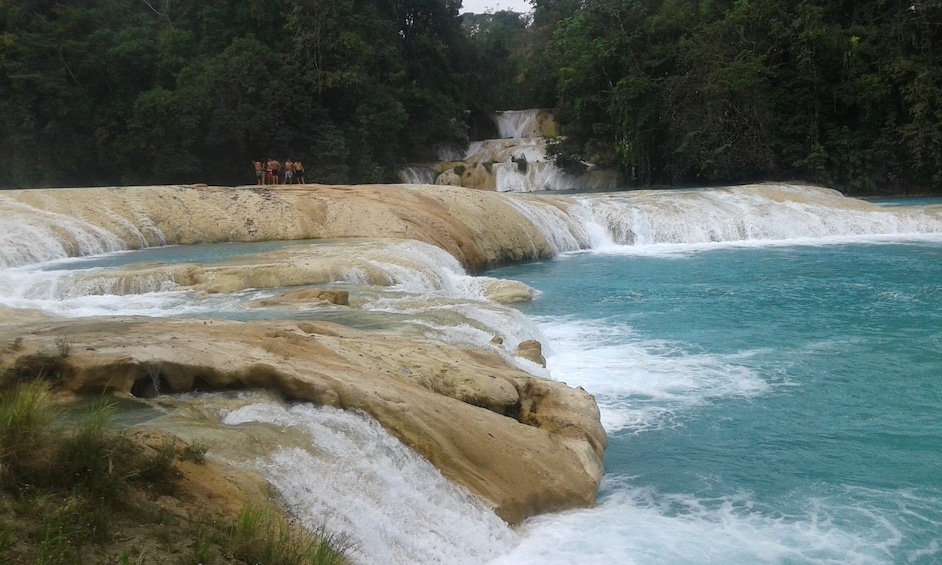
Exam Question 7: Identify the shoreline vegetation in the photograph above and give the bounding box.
[0,380,354,565]
[2,2,941,195]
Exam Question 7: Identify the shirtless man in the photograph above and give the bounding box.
[253,161,264,185]
[266,158,280,185]
[284,160,294,184]
[293,160,305,184]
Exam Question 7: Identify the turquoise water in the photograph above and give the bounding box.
[489,242,942,564]
[6,184,942,563]
[37,239,316,271]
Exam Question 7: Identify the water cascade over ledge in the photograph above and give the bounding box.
[2,182,942,564]
[400,109,620,192]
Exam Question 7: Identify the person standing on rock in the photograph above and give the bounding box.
[253,160,264,185]
[294,160,305,184]
[266,158,279,185]
[284,159,294,184]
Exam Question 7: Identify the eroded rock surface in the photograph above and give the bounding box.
[0,183,607,525]
[0,318,605,525]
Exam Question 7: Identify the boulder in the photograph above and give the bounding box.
[515,339,547,367]
[248,288,349,307]
[435,169,462,186]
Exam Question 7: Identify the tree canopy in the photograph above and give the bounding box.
[0,0,471,187]
[2,0,940,194]
[532,0,942,194]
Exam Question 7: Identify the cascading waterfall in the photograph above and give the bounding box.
[505,184,942,250]
[4,183,942,565]
[213,396,518,564]
[578,185,942,245]
[0,196,131,267]
[493,110,546,139]
[403,109,619,192]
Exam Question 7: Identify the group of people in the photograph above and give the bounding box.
[253,158,305,185]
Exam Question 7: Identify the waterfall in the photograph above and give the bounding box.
[495,162,620,193]
[591,184,942,245]
[218,399,518,565]
[404,109,620,192]
[506,184,942,251]
[493,110,545,139]
[5,182,942,565]
[0,195,131,268]
[502,196,594,254]
[399,165,438,185]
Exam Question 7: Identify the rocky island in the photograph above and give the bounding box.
[0,183,607,527]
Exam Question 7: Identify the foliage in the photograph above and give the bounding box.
[228,503,354,565]
[0,381,58,490]
[460,10,532,112]
[0,380,353,564]
[0,0,473,188]
[528,0,942,194]
[3,0,941,193]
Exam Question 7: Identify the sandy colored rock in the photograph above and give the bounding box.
[280,288,348,304]
[484,279,535,304]
[128,427,271,522]
[435,170,461,186]
[250,288,349,307]
[515,339,547,367]
[0,184,561,272]
[0,183,609,526]
[0,318,605,525]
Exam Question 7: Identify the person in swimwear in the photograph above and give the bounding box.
[284,159,294,184]
[265,158,279,184]
[253,160,264,185]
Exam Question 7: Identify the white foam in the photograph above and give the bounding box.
[0,196,128,268]
[221,402,517,565]
[539,318,770,434]
[560,185,942,252]
[490,478,938,565]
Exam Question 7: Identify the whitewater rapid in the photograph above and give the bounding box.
[3,183,942,564]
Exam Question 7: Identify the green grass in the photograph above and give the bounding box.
[0,380,58,491]
[0,378,354,565]
[229,503,354,565]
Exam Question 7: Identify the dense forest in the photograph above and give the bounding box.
[1,1,940,194]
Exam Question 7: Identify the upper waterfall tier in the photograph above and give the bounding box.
[401,109,619,193]
[493,109,554,139]
[4,183,942,273]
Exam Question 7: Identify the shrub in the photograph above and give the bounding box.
[229,503,353,565]
[61,398,122,498]
[180,442,208,464]
[0,381,59,490]
[54,336,72,358]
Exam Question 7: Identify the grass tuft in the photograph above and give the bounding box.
[180,441,208,464]
[0,381,59,490]
[230,503,353,565]
[0,381,354,564]
[54,336,72,358]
